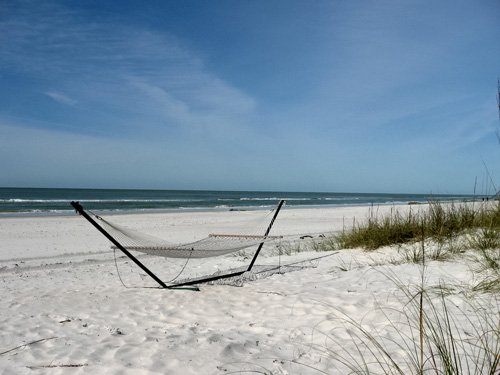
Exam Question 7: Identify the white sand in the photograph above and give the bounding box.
[0,205,497,374]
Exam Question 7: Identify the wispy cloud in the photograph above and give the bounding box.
[0,1,256,139]
[45,91,77,106]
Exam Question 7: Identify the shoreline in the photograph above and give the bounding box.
[0,197,483,219]
[0,203,375,261]
[0,202,386,218]
[1,187,479,218]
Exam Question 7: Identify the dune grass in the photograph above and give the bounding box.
[469,227,500,294]
[332,201,500,251]
[285,274,499,374]
[302,201,500,373]
[316,200,500,294]
[316,277,500,374]
[232,202,500,374]
[287,257,500,374]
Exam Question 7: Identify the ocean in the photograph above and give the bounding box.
[0,187,475,216]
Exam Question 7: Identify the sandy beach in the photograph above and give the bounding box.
[3,0,499,372]
[0,204,498,374]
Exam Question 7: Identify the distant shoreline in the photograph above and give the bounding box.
[0,198,486,218]
[0,187,480,217]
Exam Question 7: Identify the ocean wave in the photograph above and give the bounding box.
[322,197,360,201]
[1,198,203,203]
[239,197,365,202]
[240,197,309,201]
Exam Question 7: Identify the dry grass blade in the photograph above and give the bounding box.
[0,337,58,356]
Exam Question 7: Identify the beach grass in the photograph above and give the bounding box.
[311,201,499,264]
[331,201,500,251]
[317,200,500,293]
[289,265,500,375]
[325,280,500,374]
[469,228,500,294]
[302,201,500,374]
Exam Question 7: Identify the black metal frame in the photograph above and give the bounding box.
[70,200,285,288]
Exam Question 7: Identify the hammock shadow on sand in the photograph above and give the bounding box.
[171,254,334,287]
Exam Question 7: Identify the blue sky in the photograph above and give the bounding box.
[1,0,499,194]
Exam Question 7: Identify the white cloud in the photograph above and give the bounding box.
[0,2,256,138]
[45,91,77,106]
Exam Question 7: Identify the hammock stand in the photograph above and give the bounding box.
[70,200,285,288]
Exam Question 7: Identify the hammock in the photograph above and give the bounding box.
[70,200,285,288]
[96,215,282,259]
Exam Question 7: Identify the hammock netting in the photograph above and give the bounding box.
[94,214,281,259]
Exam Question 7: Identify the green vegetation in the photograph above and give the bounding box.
[315,199,500,292]
[258,201,500,374]
[296,203,500,374]
[333,201,500,251]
